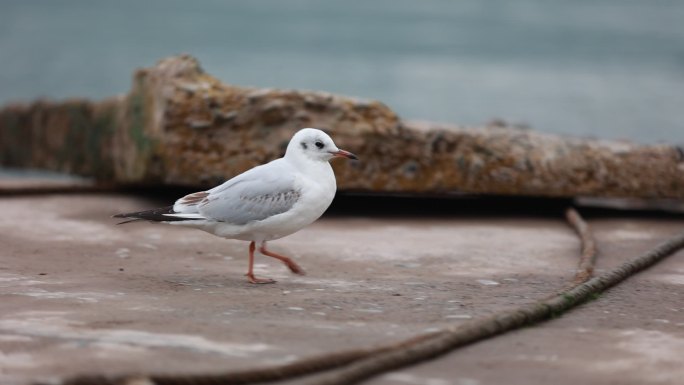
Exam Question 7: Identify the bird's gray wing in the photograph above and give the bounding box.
[198,160,301,225]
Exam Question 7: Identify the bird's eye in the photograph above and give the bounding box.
[315,141,324,149]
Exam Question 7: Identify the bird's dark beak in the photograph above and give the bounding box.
[330,149,359,160]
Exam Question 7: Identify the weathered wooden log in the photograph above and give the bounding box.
[1,55,683,199]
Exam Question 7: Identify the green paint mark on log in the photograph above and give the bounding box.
[129,92,149,151]
[89,107,116,178]
[119,81,161,182]
[59,104,89,171]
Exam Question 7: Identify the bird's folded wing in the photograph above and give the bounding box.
[197,161,301,225]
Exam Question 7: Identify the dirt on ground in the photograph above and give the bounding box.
[0,192,683,385]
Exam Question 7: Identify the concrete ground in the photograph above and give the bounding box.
[0,192,683,385]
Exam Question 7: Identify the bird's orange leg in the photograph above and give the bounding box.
[245,241,276,284]
[259,242,306,275]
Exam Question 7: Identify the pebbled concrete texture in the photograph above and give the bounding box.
[0,192,683,385]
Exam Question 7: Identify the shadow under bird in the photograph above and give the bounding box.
[113,128,358,283]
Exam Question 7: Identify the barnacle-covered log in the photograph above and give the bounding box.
[1,55,683,199]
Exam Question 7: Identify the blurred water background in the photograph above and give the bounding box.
[1,0,683,143]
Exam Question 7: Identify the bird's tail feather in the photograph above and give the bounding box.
[115,218,144,225]
[112,206,198,224]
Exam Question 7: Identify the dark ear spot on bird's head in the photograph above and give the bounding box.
[301,142,308,150]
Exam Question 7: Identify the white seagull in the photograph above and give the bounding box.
[114,128,358,284]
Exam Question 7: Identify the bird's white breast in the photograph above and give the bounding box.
[256,161,336,239]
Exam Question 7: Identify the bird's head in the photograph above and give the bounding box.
[286,128,358,163]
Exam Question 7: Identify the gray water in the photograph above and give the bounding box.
[1,0,683,143]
